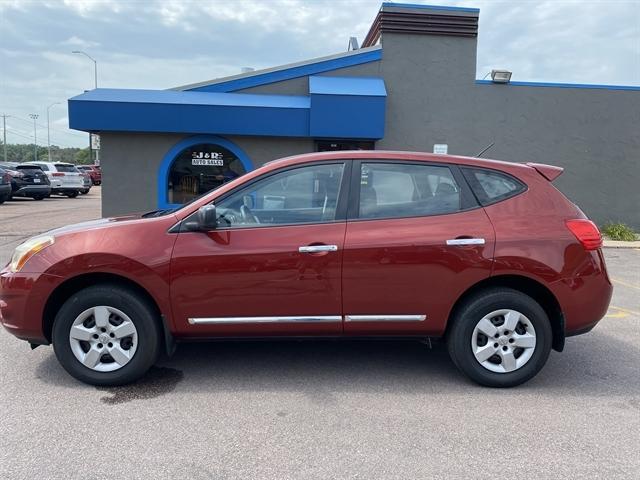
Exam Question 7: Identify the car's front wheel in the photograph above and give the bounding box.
[52,285,160,386]
[447,288,552,388]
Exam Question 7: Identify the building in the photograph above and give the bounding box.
[68,2,640,228]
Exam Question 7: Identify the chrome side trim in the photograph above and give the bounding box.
[446,238,485,246]
[188,316,342,325]
[344,315,427,322]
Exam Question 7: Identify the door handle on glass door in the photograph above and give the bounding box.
[299,245,338,253]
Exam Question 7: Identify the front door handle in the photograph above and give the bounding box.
[299,245,338,253]
[446,238,485,246]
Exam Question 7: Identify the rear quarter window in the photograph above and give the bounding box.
[462,167,526,206]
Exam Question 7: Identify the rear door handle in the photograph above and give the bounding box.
[299,245,338,253]
[446,238,485,246]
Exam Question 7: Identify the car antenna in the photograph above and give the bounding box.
[476,142,495,158]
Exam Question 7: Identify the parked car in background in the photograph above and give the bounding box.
[80,171,92,195]
[30,162,83,198]
[76,165,101,185]
[0,151,612,388]
[0,163,51,201]
[0,167,12,204]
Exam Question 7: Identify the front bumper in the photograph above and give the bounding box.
[0,270,62,344]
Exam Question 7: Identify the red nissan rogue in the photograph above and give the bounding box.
[0,151,612,387]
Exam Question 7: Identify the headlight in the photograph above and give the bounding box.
[9,236,54,272]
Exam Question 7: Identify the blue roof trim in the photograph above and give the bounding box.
[475,80,640,91]
[381,2,480,13]
[309,76,387,96]
[68,78,387,140]
[186,48,382,93]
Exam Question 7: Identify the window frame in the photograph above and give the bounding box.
[461,166,528,206]
[347,159,479,222]
[181,160,353,231]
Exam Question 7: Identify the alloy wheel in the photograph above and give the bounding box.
[471,309,537,373]
[68,306,138,372]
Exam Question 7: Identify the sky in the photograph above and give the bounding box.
[1,0,639,149]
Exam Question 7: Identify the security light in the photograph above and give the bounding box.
[491,70,512,84]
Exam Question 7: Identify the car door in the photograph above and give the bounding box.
[170,161,351,336]
[342,160,495,336]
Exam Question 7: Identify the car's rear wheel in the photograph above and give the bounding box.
[447,288,552,388]
[52,285,160,386]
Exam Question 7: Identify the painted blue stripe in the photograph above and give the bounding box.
[381,2,479,13]
[475,79,640,91]
[187,48,383,93]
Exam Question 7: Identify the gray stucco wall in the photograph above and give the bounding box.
[100,30,639,228]
[100,132,314,217]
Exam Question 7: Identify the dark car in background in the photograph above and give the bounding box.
[0,167,12,204]
[76,165,101,185]
[0,162,51,201]
[79,171,92,195]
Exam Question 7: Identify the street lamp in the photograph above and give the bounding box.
[29,113,39,162]
[72,50,98,164]
[46,102,60,161]
[72,50,98,89]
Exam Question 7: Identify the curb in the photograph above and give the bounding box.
[603,240,640,249]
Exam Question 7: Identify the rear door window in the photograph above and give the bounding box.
[462,167,526,205]
[356,162,469,219]
[54,164,78,173]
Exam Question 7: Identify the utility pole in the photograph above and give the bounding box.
[29,113,39,162]
[46,102,60,161]
[1,114,7,162]
[72,50,98,164]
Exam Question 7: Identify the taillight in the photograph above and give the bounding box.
[566,219,603,250]
[52,172,65,177]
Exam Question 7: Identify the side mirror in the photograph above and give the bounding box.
[183,204,217,232]
[196,204,218,231]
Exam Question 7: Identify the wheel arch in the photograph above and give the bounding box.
[446,274,565,352]
[42,272,175,355]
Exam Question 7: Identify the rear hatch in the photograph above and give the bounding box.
[15,165,50,185]
[53,163,83,188]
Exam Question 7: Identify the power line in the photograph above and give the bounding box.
[9,115,87,138]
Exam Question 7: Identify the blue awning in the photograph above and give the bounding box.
[68,76,387,140]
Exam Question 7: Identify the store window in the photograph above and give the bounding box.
[168,143,247,204]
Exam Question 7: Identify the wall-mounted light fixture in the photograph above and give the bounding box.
[491,69,512,84]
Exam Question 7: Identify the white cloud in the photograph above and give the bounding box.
[61,35,100,48]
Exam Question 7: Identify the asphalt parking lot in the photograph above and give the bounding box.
[0,189,638,479]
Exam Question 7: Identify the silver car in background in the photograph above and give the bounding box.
[30,162,84,198]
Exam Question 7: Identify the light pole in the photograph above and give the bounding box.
[46,102,60,161]
[29,113,39,162]
[72,50,98,164]
[72,50,98,89]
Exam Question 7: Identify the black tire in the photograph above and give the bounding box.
[94,181,101,186]
[33,195,45,201]
[66,191,79,198]
[52,284,160,386]
[81,189,89,195]
[0,196,5,205]
[447,287,552,388]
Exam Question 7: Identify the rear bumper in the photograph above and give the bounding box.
[0,270,62,345]
[0,184,10,198]
[52,187,81,194]
[14,185,51,197]
[552,249,613,336]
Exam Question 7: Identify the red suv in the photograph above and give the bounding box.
[0,152,612,387]
[76,165,102,185]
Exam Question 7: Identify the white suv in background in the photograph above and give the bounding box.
[31,162,84,198]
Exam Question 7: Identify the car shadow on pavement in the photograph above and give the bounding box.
[33,329,640,402]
